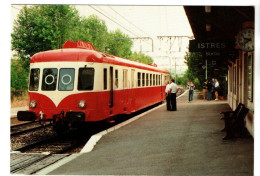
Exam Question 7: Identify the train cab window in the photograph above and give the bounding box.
[146,73,149,86]
[29,68,40,91]
[78,68,95,90]
[138,72,141,87]
[42,68,58,91]
[142,73,145,87]
[58,68,75,91]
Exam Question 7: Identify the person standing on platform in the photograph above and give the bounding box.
[202,80,208,100]
[214,79,220,100]
[187,81,195,102]
[207,79,213,100]
[165,81,171,110]
[168,79,179,111]
[211,78,216,100]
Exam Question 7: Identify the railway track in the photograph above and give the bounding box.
[11,121,52,136]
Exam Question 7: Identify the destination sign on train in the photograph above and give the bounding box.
[189,40,234,52]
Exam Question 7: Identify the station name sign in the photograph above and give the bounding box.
[189,40,234,52]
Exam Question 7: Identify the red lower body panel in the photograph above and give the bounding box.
[28,86,165,122]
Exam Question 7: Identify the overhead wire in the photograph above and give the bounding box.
[88,5,141,38]
[88,5,156,52]
[108,6,152,38]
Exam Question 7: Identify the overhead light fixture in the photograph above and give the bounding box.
[206,24,211,32]
[205,6,211,13]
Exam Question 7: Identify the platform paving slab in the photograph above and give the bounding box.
[46,91,253,175]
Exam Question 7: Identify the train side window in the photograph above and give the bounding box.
[150,74,152,86]
[156,75,158,85]
[78,68,95,90]
[58,68,75,91]
[29,68,40,91]
[159,75,161,85]
[142,73,145,87]
[138,72,141,87]
[146,73,149,86]
[153,74,155,86]
[42,68,58,91]
[123,69,128,89]
[131,69,135,88]
[104,68,107,90]
[115,69,119,89]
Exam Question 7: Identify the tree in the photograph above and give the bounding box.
[106,29,133,58]
[11,59,29,90]
[11,5,80,70]
[130,52,153,64]
[66,15,108,52]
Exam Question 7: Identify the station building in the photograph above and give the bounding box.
[184,6,255,136]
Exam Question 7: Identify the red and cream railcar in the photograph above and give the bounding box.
[18,40,170,126]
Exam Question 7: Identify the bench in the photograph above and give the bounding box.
[222,105,249,140]
[220,103,244,120]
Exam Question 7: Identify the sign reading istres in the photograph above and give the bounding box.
[189,40,234,52]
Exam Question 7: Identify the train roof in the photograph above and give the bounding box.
[30,41,169,74]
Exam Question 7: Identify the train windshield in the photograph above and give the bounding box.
[58,68,75,91]
[29,68,40,91]
[78,68,95,90]
[42,68,58,91]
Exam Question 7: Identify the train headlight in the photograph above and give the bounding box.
[29,100,37,109]
[78,100,86,109]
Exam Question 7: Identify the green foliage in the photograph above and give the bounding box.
[106,29,133,58]
[11,5,80,70]
[11,59,29,90]
[67,15,108,52]
[129,52,153,64]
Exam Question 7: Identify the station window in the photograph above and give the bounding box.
[104,68,107,90]
[29,68,40,91]
[248,53,254,102]
[78,68,95,90]
[58,68,75,91]
[138,72,141,87]
[146,73,149,86]
[42,68,58,91]
[142,73,145,87]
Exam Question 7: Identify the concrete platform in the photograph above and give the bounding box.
[44,91,254,175]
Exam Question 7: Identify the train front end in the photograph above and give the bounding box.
[17,41,100,130]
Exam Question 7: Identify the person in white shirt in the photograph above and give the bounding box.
[168,79,179,111]
[214,79,220,100]
[165,81,171,110]
[187,81,195,102]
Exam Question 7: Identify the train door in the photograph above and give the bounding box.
[109,66,113,108]
[123,69,129,111]
[130,69,135,111]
